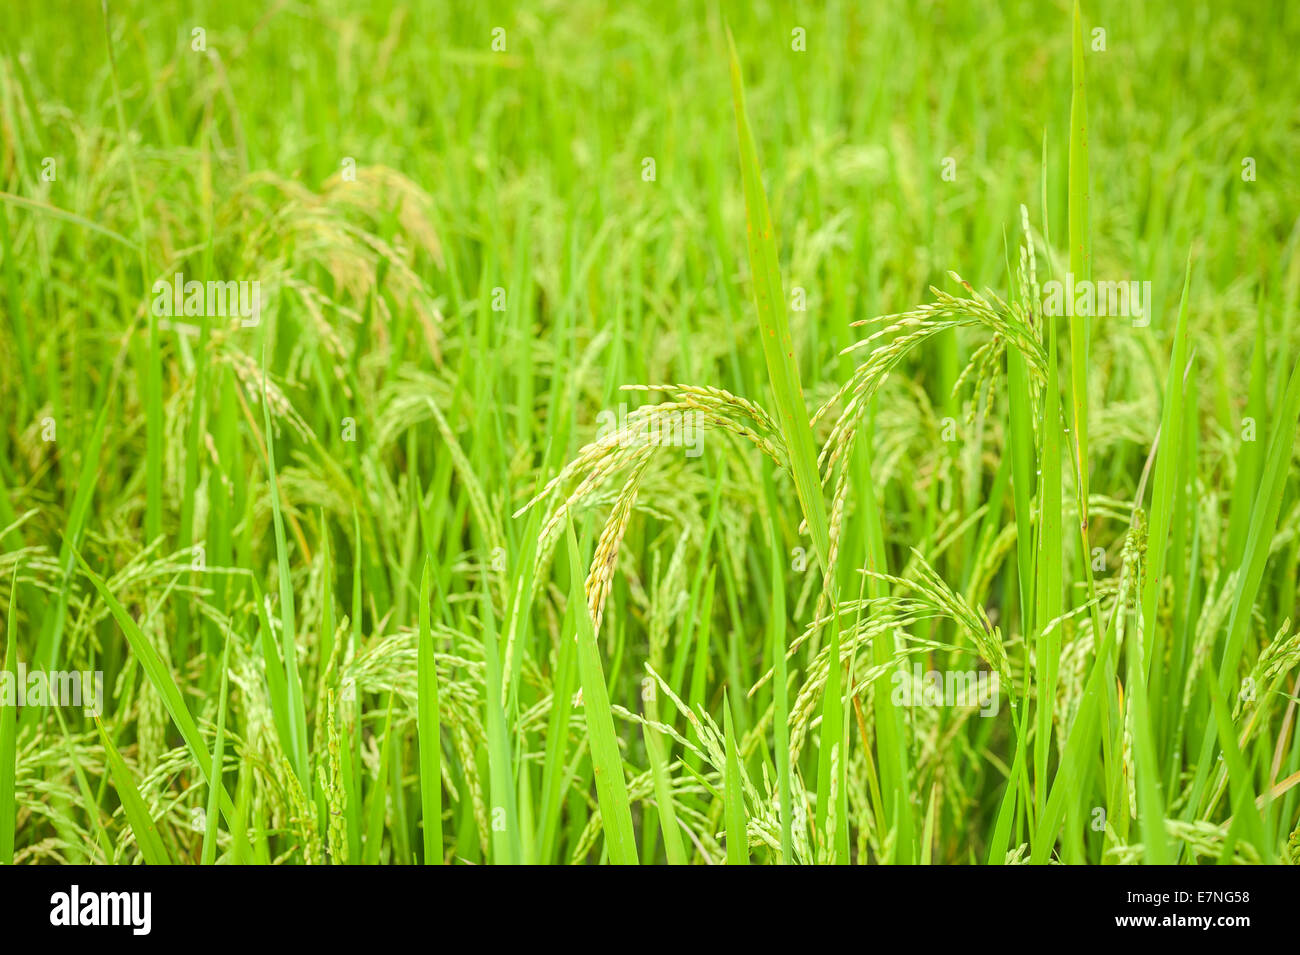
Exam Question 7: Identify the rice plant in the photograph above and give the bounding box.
[1,0,1298,868]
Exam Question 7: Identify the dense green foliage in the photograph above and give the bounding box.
[1,0,1299,864]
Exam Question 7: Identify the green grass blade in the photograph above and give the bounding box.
[200,631,233,865]
[1201,663,1270,861]
[723,695,749,865]
[51,707,112,863]
[75,553,234,822]
[417,556,444,864]
[260,361,309,789]
[363,695,395,865]
[0,573,18,864]
[1185,349,1300,817]
[1033,264,1065,820]
[1140,257,1193,665]
[480,590,520,864]
[815,611,849,863]
[97,720,172,865]
[536,593,578,863]
[726,28,830,574]
[642,688,687,865]
[1067,0,1093,560]
[768,517,794,863]
[565,518,638,865]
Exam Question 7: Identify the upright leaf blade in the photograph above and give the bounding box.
[723,696,749,865]
[97,721,172,865]
[417,557,444,864]
[0,574,18,864]
[1067,0,1092,549]
[565,518,638,864]
[76,553,234,822]
[726,29,830,575]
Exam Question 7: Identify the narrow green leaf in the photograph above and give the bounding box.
[417,556,444,865]
[260,361,309,789]
[726,28,830,574]
[97,721,172,865]
[768,517,794,863]
[201,631,233,865]
[642,689,687,865]
[75,553,233,822]
[723,696,748,865]
[0,574,19,863]
[1067,0,1093,554]
[565,518,638,864]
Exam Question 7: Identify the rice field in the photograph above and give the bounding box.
[1,0,1299,866]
